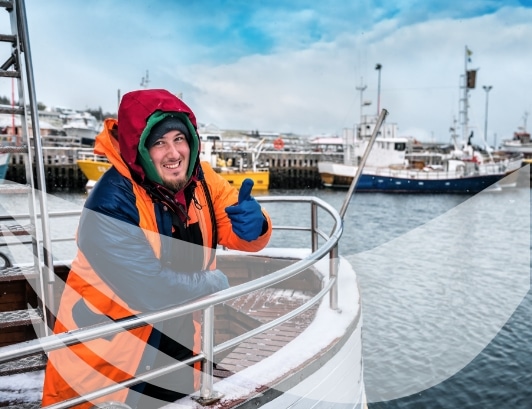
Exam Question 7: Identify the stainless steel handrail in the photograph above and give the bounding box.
[0,210,83,251]
[0,195,344,409]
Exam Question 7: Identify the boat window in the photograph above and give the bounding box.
[395,142,406,151]
[312,144,343,153]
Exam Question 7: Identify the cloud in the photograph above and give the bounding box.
[176,6,532,142]
[1,2,530,144]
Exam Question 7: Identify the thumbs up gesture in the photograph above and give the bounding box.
[225,179,265,241]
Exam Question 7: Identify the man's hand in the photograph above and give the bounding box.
[225,179,265,241]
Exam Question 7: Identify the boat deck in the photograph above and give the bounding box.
[0,255,328,408]
[0,192,363,409]
[0,288,319,409]
[215,287,317,376]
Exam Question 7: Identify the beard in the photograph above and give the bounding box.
[161,176,188,193]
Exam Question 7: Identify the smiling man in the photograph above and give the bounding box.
[143,116,191,192]
[42,89,272,409]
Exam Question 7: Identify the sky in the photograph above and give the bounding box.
[1,0,532,145]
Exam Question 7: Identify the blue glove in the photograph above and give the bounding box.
[225,179,265,242]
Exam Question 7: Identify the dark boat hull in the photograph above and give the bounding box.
[322,173,506,194]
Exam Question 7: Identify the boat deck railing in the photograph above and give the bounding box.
[0,207,82,268]
[333,159,521,180]
[0,195,344,409]
[364,165,500,179]
[76,148,108,162]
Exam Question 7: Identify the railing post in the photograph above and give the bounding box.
[194,305,223,405]
[329,244,339,310]
[311,201,318,252]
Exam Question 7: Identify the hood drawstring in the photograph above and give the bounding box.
[192,194,203,210]
[142,182,191,225]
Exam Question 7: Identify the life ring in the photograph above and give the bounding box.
[273,138,285,150]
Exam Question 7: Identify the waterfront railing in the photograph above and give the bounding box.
[0,196,344,409]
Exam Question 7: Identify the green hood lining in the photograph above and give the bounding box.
[137,111,199,184]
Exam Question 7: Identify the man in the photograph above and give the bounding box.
[42,89,272,408]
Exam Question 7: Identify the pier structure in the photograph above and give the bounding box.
[4,147,336,191]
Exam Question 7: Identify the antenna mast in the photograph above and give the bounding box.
[140,70,150,88]
[355,77,367,135]
[460,46,477,145]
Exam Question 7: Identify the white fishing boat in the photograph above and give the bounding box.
[0,195,365,409]
[318,49,525,194]
[317,61,523,194]
[500,114,532,166]
[61,111,101,146]
[200,134,270,191]
[501,131,532,155]
[0,2,365,408]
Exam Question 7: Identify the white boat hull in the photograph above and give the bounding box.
[259,323,365,409]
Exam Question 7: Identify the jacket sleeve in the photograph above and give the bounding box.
[200,162,272,251]
[78,172,228,312]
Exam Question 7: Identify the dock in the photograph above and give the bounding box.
[3,147,333,191]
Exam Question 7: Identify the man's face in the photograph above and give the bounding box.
[148,130,191,191]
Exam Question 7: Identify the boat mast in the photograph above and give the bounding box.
[375,63,382,116]
[449,117,460,151]
[140,69,150,88]
[460,46,470,147]
[355,77,367,142]
[460,46,478,148]
[339,109,388,219]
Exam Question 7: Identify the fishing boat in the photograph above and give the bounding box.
[0,2,362,408]
[199,135,270,191]
[0,194,365,408]
[316,118,523,193]
[61,111,101,146]
[76,149,112,192]
[501,130,532,158]
[499,114,532,166]
[318,49,525,194]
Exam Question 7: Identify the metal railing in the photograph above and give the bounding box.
[0,195,343,409]
[0,209,83,253]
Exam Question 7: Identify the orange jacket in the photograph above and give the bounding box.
[43,91,272,408]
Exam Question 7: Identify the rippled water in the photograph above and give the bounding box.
[1,168,530,408]
[265,177,530,408]
[347,188,530,409]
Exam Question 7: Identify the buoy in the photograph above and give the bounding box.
[273,138,285,150]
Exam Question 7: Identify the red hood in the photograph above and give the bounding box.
[117,89,198,182]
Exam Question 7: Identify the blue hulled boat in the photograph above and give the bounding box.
[316,116,523,194]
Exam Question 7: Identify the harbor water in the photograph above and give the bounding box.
[266,183,530,409]
[1,169,530,408]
